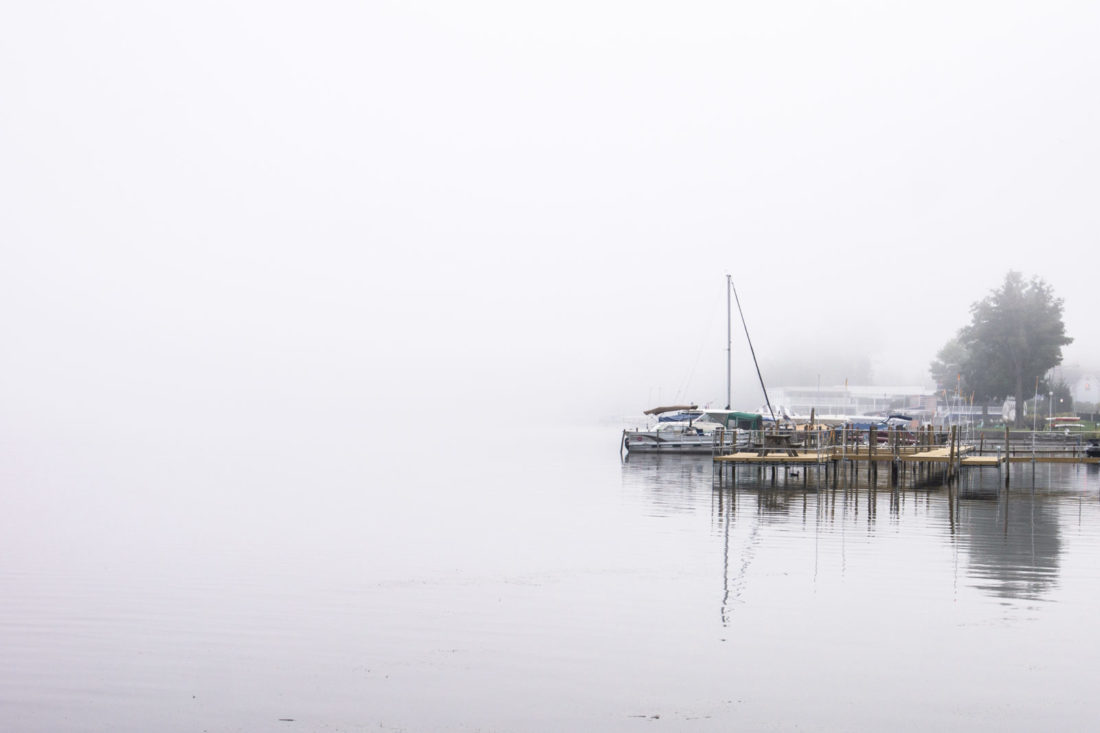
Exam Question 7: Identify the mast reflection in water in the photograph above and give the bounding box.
[622,452,1100,615]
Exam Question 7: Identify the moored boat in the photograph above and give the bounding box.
[623,408,762,454]
[621,275,768,455]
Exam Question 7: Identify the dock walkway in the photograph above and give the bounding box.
[711,425,1100,490]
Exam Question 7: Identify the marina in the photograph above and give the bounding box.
[624,275,1100,498]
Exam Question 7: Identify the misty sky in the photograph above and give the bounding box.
[3,2,1099,431]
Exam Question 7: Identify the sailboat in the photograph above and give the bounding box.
[621,276,765,454]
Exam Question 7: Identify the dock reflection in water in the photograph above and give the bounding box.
[619,453,1100,730]
[622,452,1100,611]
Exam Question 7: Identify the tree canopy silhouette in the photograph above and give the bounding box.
[930,272,1072,427]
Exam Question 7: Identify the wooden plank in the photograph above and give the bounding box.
[714,452,834,464]
[960,456,1002,466]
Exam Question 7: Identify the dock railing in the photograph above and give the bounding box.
[967,428,1099,461]
[714,425,1099,466]
[711,427,754,457]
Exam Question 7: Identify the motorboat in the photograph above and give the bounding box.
[622,407,762,454]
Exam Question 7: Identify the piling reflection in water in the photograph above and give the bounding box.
[622,453,1100,608]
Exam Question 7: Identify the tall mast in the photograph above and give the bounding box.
[726,274,732,410]
[731,279,776,424]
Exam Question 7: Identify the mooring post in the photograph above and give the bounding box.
[870,425,877,485]
[1031,426,1037,488]
[947,425,957,486]
[891,427,900,487]
[955,424,961,482]
[955,425,961,482]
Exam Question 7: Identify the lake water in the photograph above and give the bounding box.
[3,425,1100,731]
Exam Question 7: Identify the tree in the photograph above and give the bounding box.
[930,272,1073,427]
[929,336,969,394]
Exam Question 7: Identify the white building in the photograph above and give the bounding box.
[770,385,936,420]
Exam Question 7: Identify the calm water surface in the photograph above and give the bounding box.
[3,425,1100,731]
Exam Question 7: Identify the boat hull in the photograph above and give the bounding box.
[623,430,746,454]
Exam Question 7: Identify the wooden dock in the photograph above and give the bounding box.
[711,424,1100,490]
[713,448,1100,465]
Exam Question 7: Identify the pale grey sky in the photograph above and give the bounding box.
[3,2,1098,432]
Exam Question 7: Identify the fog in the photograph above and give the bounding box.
[3,1,1099,435]
[5,7,1100,730]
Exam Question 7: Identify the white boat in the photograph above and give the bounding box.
[622,407,762,454]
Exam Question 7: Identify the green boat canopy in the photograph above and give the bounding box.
[699,410,762,430]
